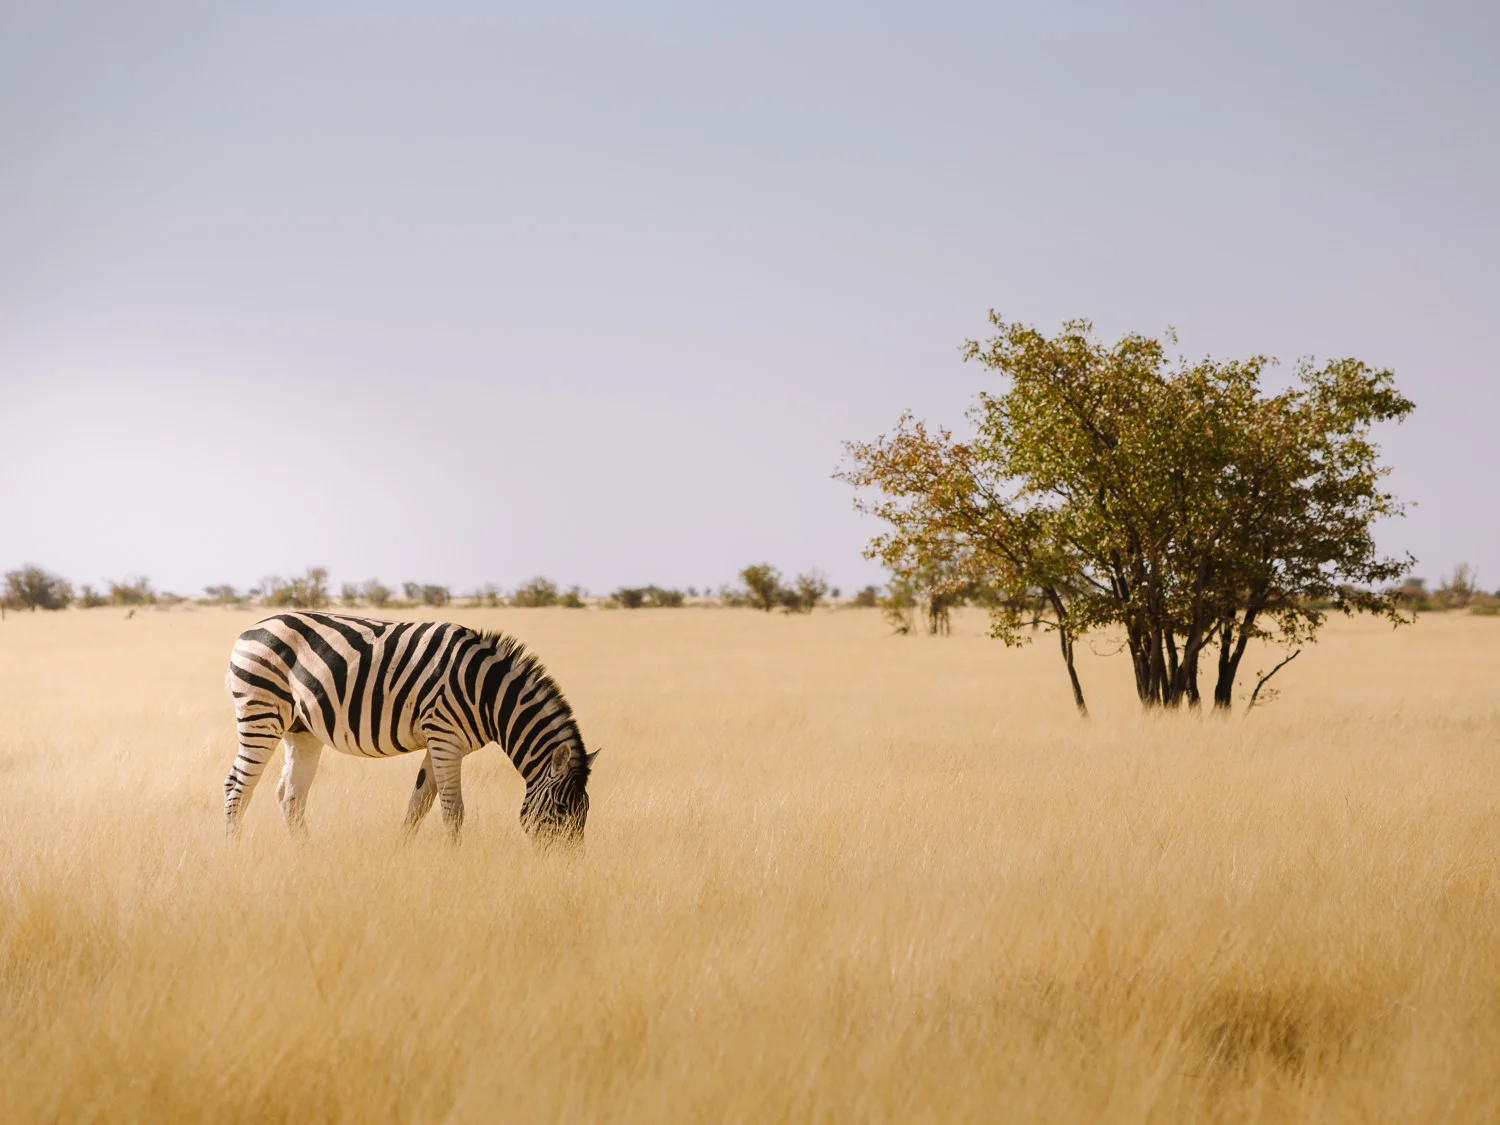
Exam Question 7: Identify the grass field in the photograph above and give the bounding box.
[1,606,1497,1123]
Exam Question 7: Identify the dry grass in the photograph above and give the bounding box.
[1,605,1498,1123]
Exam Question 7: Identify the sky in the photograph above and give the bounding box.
[2,1,1496,597]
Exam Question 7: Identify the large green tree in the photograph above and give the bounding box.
[841,316,1414,712]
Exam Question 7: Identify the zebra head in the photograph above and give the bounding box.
[520,744,597,844]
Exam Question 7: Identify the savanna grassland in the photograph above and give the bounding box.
[1,606,1498,1123]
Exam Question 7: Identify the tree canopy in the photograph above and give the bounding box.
[841,316,1414,713]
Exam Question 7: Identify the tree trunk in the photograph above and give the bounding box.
[1213,609,1258,709]
[1046,588,1088,717]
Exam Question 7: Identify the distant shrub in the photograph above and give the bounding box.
[108,577,156,606]
[740,564,783,612]
[402,582,449,608]
[851,585,880,608]
[611,585,683,609]
[718,584,748,608]
[3,565,73,612]
[789,570,829,613]
[361,580,392,609]
[203,585,241,606]
[512,577,559,607]
[77,584,108,608]
[265,568,331,609]
[470,583,503,608]
[559,586,586,608]
[1435,564,1477,610]
[1470,592,1500,617]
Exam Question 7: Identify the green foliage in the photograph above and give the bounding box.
[264,568,331,609]
[843,315,1415,713]
[77,584,108,608]
[1390,567,1492,614]
[108,577,156,606]
[3,565,73,611]
[559,585,586,608]
[512,577,559,607]
[740,564,783,612]
[851,585,880,608]
[781,570,828,614]
[361,580,392,609]
[611,585,684,609]
[203,585,241,606]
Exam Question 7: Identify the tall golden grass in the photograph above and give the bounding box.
[1,605,1497,1122]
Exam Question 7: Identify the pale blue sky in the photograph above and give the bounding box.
[2,1,1495,596]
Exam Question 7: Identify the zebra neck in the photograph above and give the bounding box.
[484,664,575,784]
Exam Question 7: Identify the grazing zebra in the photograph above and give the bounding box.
[224,611,595,841]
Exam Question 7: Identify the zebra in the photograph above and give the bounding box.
[223,611,595,841]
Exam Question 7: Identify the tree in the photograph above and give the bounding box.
[792,570,829,613]
[417,585,449,607]
[512,577,560,607]
[361,580,392,608]
[3,565,73,611]
[842,316,1414,714]
[611,585,684,608]
[1435,564,1477,610]
[204,585,240,606]
[266,568,330,609]
[852,585,880,608]
[741,564,783,612]
[108,577,155,606]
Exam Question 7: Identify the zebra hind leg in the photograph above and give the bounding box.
[275,732,324,834]
[224,716,284,837]
[404,751,437,835]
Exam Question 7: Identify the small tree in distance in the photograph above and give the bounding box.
[362,580,392,608]
[108,577,155,606]
[789,570,829,613]
[1436,564,1477,610]
[3,565,73,612]
[512,577,559,607]
[741,564,782,612]
[265,568,330,609]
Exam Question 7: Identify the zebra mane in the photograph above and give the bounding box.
[474,629,590,774]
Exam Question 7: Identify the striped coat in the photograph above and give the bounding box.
[224,611,594,840]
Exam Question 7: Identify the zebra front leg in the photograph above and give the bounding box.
[275,732,324,834]
[404,751,437,835]
[429,744,465,840]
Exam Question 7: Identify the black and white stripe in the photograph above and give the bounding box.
[224,611,594,840]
